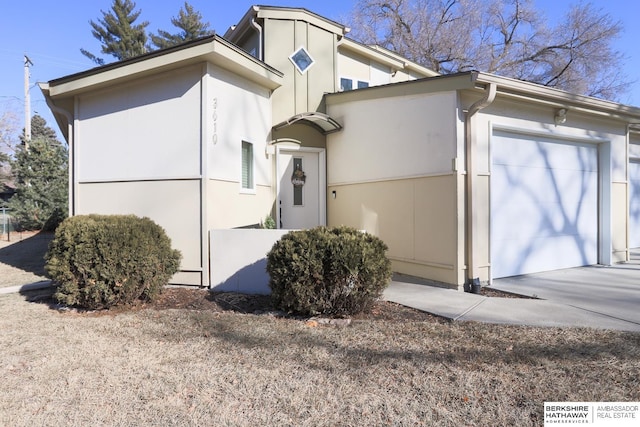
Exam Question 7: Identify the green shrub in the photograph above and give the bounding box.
[45,215,182,310]
[266,226,392,316]
[261,215,276,229]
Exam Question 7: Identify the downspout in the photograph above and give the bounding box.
[250,17,263,61]
[40,84,75,217]
[464,80,496,292]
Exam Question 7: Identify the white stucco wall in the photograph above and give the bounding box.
[206,64,273,186]
[327,91,458,184]
[76,65,202,182]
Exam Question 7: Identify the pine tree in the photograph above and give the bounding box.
[9,115,68,230]
[21,115,57,145]
[150,2,213,50]
[81,0,149,65]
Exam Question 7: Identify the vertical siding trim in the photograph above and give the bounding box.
[200,63,210,287]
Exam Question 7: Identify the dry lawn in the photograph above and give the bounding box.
[0,232,52,288]
[1,288,639,427]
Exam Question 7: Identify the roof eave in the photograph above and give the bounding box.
[326,71,640,123]
[47,35,283,98]
[472,72,640,123]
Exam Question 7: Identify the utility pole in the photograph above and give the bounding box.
[24,55,33,150]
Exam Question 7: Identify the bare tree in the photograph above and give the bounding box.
[349,0,628,99]
[0,111,18,197]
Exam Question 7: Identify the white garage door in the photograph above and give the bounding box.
[629,161,640,248]
[491,130,598,278]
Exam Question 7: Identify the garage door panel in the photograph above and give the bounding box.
[491,132,598,278]
[493,234,598,278]
[493,135,598,172]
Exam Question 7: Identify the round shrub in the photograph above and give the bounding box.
[45,215,182,310]
[266,226,392,316]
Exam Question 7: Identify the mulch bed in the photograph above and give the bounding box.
[150,288,448,323]
[24,284,532,322]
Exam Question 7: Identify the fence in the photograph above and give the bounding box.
[1,207,16,240]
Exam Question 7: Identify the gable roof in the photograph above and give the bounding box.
[44,34,283,98]
[224,5,349,41]
[40,34,284,141]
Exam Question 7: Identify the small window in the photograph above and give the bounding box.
[241,141,254,190]
[340,78,369,91]
[293,158,304,206]
[289,47,315,74]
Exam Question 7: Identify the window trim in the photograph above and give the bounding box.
[240,140,255,194]
[339,76,369,91]
[289,46,315,74]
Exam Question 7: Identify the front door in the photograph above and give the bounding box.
[277,148,325,229]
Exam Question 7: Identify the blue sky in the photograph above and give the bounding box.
[0,1,638,142]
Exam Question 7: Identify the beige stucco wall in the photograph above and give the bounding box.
[612,182,628,262]
[72,58,278,287]
[327,90,462,286]
[336,46,426,87]
[327,83,632,287]
[328,175,461,286]
[73,65,206,286]
[338,48,390,87]
[207,180,275,229]
[76,180,203,286]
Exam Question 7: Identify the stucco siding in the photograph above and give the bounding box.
[207,64,272,185]
[76,66,202,182]
[207,180,275,229]
[328,175,460,286]
[76,180,202,285]
[612,182,628,261]
[338,49,386,87]
[327,91,458,184]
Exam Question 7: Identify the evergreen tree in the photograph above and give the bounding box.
[150,2,213,50]
[21,115,57,145]
[81,0,149,65]
[9,116,68,230]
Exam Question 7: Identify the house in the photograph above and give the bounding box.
[41,5,640,291]
[0,182,15,204]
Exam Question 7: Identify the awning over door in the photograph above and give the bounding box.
[273,112,342,134]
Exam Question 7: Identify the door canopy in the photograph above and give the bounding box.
[273,112,342,135]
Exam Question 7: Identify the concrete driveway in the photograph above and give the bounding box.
[491,251,640,327]
[385,251,640,331]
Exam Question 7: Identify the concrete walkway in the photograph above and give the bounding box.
[0,280,53,295]
[384,260,640,332]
